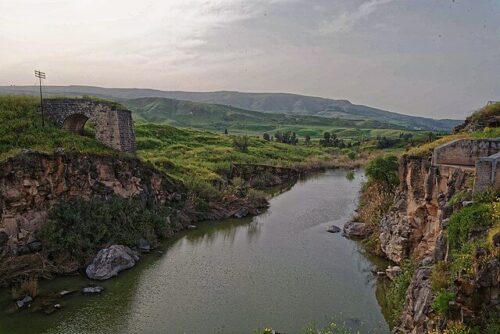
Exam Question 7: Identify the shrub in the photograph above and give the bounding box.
[233,135,250,152]
[448,190,472,206]
[365,155,399,190]
[432,290,455,315]
[38,197,171,263]
[11,276,38,299]
[431,261,451,291]
[246,188,267,207]
[442,321,472,334]
[357,182,394,227]
[386,260,415,325]
[447,203,492,250]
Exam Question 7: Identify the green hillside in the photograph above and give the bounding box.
[0,85,461,131]
[122,97,417,139]
[0,95,335,185]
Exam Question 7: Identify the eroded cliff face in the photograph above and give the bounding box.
[381,155,499,333]
[0,152,180,256]
[380,156,473,265]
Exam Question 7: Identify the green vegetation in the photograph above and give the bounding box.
[364,155,399,190]
[38,197,172,263]
[447,203,492,250]
[431,261,451,292]
[123,97,413,139]
[134,123,332,185]
[385,260,415,325]
[0,96,113,161]
[432,290,455,316]
[470,101,500,121]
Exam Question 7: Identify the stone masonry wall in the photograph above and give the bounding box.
[432,138,500,166]
[43,98,136,152]
[474,152,500,193]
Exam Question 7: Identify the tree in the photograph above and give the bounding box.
[263,133,270,141]
[304,135,311,145]
[365,155,399,190]
[224,128,228,135]
[233,135,250,152]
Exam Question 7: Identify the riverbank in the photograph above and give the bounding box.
[0,169,391,334]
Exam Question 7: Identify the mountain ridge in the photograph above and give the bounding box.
[0,85,462,131]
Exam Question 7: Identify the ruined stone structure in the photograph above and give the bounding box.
[431,138,500,193]
[43,98,136,152]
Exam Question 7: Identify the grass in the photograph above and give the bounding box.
[134,122,333,184]
[0,96,114,161]
[385,260,415,326]
[11,277,38,299]
[447,203,493,250]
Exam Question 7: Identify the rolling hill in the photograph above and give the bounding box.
[0,85,461,131]
[122,97,410,139]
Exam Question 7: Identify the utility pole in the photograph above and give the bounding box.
[34,70,46,126]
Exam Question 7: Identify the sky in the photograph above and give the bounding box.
[0,0,499,119]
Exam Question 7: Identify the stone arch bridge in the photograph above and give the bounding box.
[43,98,136,152]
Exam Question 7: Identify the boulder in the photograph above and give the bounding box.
[86,245,139,280]
[27,240,43,252]
[16,295,33,309]
[82,286,104,295]
[187,225,198,230]
[233,208,249,219]
[327,225,341,233]
[386,266,402,281]
[342,221,372,238]
[136,238,151,253]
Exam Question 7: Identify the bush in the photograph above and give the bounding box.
[432,290,455,315]
[386,260,415,325]
[442,321,472,334]
[447,203,492,250]
[38,197,171,263]
[448,190,472,206]
[11,277,38,299]
[431,261,451,291]
[233,135,250,152]
[365,155,399,190]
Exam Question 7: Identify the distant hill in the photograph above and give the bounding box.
[121,97,408,138]
[0,85,461,131]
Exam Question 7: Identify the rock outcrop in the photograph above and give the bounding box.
[0,152,180,256]
[378,147,499,332]
[86,245,139,280]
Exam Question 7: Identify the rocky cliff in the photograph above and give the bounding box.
[0,151,181,257]
[378,153,499,333]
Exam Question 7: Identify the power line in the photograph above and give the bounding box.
[34,70,46,126]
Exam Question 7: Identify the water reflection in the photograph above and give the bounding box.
[0,169,390,334]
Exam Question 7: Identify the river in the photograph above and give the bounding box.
[0,169,390,334]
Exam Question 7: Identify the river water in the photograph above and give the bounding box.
[0,169,390,334]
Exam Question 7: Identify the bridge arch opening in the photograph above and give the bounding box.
[62,113,90,135]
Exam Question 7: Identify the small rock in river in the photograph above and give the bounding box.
[58,290,76,297]
[136,238,151,252]
[16,295,33,309]
[86,245,139,280]
[82,286,104,295]
[233,208,249,219]
[187,225,198,230]
[327,225,341,233]
[342,221,373,238]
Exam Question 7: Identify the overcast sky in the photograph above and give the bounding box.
[1,0,499,119]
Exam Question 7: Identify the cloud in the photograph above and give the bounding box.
[318,0,396,34]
